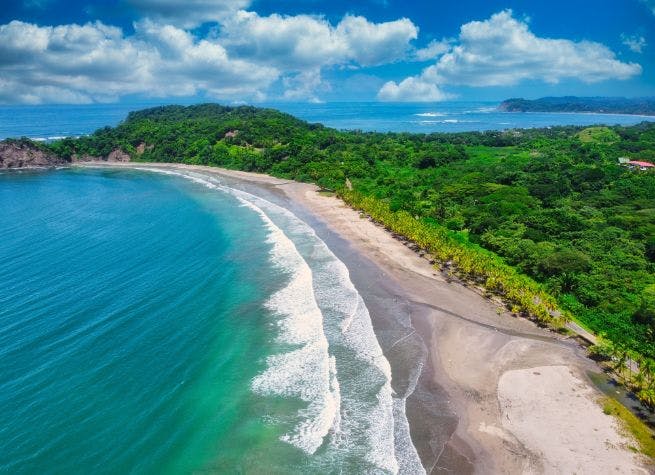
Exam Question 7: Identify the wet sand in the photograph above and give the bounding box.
[80,162,651,474]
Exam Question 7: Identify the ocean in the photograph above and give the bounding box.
[1,101,654,140]
[0,167,421,474]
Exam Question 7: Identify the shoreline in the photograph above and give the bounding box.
[77,162,650,473]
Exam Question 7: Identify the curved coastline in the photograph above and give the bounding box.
[76,162,651,474]
[141,167,414,472]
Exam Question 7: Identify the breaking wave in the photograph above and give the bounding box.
[414,112,446,117]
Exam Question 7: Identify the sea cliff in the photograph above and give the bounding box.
[0,139,66,168]
[0,139,130,168]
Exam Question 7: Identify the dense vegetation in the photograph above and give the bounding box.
[499,96,655,116]
[47,105,655,364]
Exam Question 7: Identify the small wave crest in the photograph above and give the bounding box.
[418,119,479,125]
[31,136,76,142]
[414,112,445,117]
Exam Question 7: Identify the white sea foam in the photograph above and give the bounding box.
[236,193,340,455]
[414,112,445,117]
[393,397,425,474]
[218,181,406,474]
[418,119,479,125]
[133,167,422,474]
[30,136,73,142]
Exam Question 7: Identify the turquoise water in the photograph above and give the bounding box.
[0,168,281,473]
[0,168,418,474]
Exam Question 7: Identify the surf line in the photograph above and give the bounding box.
[136,167,339,454]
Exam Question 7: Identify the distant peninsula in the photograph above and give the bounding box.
[498,96,655,116]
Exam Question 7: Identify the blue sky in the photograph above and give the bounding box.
[0,0,653,104]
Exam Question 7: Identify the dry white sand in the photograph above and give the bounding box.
[498,365,648,474]
[497,365,648,474]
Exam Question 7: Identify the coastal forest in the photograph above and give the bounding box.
[47,104,655,395]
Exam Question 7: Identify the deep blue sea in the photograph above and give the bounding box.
[1,101,654,140]
[0,167,417,474]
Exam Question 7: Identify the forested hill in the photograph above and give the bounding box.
[42,104,655,365]
[499,96,655,115]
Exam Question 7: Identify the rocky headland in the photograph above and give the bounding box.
[0,139,131,168]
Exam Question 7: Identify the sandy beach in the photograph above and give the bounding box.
[81,162,651,474]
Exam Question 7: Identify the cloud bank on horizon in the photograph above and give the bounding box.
[0,0,652,104]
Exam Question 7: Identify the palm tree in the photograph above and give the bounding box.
[645,359,655,387]
[633,355,647,390]
[637,387,655,411]
[612,344,629,382]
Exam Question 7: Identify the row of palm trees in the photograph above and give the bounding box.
[340,190,569,328]
[590,339,655,410]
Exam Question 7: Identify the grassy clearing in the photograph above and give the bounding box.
[576,126,620,144]
[600,396,655,460]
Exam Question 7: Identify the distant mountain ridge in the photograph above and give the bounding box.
[498,97,655,116]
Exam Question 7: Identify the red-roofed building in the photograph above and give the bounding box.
[626,160,655,170]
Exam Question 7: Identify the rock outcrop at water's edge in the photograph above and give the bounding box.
[0,139,132,168]
[71,148,131,163]
[0,139,67,168]
[106,148,131,162]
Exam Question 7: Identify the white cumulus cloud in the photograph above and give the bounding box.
[379,10,642,101]
[215,11,417,100]
[282,70,328,102]
[0,9,419,104]
[414,39,450,61]
[377,77,450,102]
[219,11,417,70]
[0,20,277,104]
[335,15,418,66]
[621,33,647,53]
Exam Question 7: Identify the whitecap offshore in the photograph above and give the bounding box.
[414,112,446,117]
